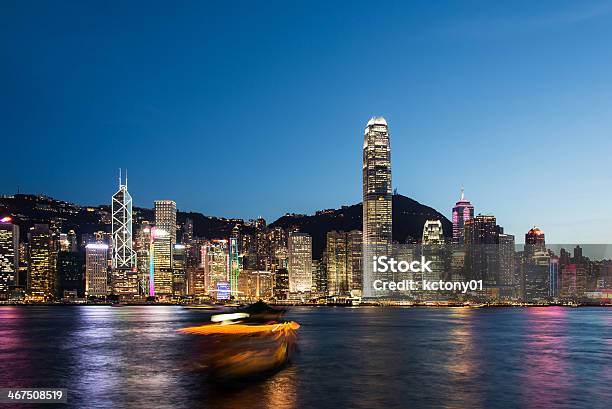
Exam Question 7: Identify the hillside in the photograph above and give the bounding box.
[270,194,451,259]
[0,194,451,258]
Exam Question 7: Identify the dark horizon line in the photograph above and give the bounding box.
[4,191,612,249]
[3,190,437,224]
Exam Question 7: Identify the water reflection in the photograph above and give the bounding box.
[444,308,484,409]
[0,307,34,388]
[520,307,571,409]
[0,306,609,409]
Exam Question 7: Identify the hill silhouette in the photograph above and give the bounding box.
[270,194,451,259]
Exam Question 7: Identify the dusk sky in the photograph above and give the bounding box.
[2,0,612,243]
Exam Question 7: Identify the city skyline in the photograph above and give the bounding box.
[1,173,609,247]
[0,111,610,303]
[3,1,612,243]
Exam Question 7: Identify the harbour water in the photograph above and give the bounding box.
[0,306,609,409]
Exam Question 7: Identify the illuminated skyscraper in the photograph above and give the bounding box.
[112,170,136,269]
[151,201,176,298]
[452,188,474,245]
[288,232,312,293]
[326,231,347,296]
[560,264,577,298]
[268,227,288,273]
[549,256,559,298]
[524,250,550,302]
[152,228,173,296]
[326,230,362,297]
[172,244,186,297]
[362,116,392,297]
[111,171,138,298]
[525,227,546,258]
[498,233,516,288]
[274,267,289,299]
[464,215,499,285]
[560,263,586,299]
[27,224,56,301]
[229,237,240,297]
[85,243,109,297]
[422,220,444,245]
[154,200,177,244]
[238,270,273,300]
[422,220,445,284]
[0,217,19,299]
[523,227,549,301]
[202,240,229,294]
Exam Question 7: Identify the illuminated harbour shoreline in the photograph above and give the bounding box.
[0,301,608,307]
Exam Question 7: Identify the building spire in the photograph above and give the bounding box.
[460,185,464,200]
[125,169,128,188]
[119,168,122,187]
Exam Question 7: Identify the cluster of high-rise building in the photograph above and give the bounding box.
[0,118,610,304]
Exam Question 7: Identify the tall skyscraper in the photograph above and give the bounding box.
[229,237,240,297]
[152,201,176,298]
[268,226,288,273]
[152,227,173,296]
[362,116,392,298]
[154,200,177,244]
[560,264,577,298]
[111,171,138,298]
[498,233,516,288]
[172,244,186,297]
[452,188,474,245]
[524,250,550,302]
[464,215,499,285]
[288,232,312,293]
[326,230,362,297]
[85,243,109,297]
[202,240,229,295]
[525,227,546,257]
[274,267,289,300]
[112,170,136,269]
[0,217,19,299]
[422,220,445,284]
[27,224,56,301]
[560,263,586,299]
[57,251,84,298]
[523,227,549,302]
[549,256,559,298]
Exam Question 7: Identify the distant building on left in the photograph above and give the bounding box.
[0,217,19,300]
[86,243,109,298]
[27,224,56,302]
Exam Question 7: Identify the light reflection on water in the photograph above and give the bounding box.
[444,308,483,409]
[0,306,609,409]
[520,308,572,408]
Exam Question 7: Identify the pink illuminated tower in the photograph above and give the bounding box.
[452,187,474,245]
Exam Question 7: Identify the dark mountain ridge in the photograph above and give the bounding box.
[0,194,451,259]
[271,194,451,259]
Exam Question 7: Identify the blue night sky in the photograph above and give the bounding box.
[2,1,612,243]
